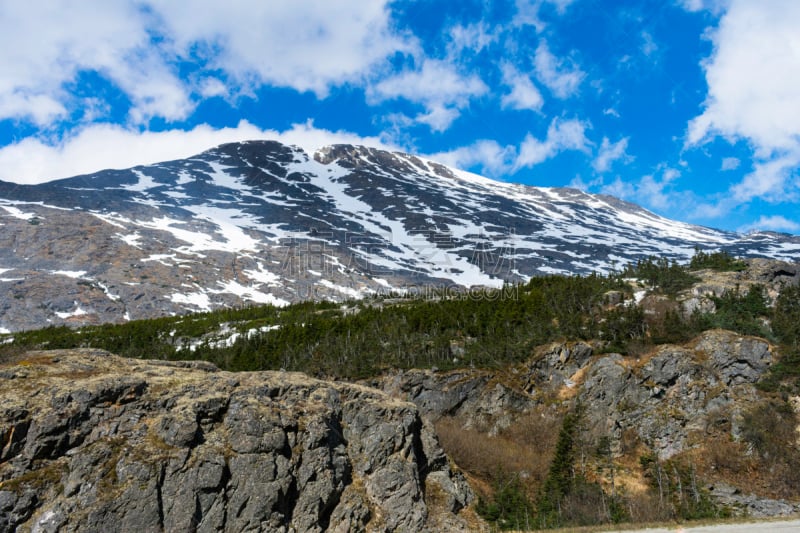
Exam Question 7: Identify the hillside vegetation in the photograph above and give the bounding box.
[2,251,799,530]
[2,251,798,386]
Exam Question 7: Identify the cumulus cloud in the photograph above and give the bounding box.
[369,60,488,131]
[428,140,516,176]
[592,137,631,173]
[0,121,393,184]
[0,1,406,126]
[516,118,590,169]
[447,22,500,55]
[730,153,800,203]
[0,2,186,125]
[533,41,584,99]
[500,64,544,112]
[149,0,407,96]
[687,1,800,205]
[739,215,800,234]
[600,167,682,211]
[426,118,590,176]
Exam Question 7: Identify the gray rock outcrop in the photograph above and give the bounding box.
[374,368,535,435]
[0,350,473,532]
[372,329,797,518]
[706,482,800,517]
[575,329,771,459]
[374,332,773,461]
[680,258,800,317]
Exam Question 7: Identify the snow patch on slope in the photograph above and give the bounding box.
[0,204,36,220]
[50,270,87,279]
[121,170,160,192]
[55,304,89,319]
[214,280,289,307]
[170,291,212,312]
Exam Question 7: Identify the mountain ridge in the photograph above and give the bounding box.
[0,140,798,331]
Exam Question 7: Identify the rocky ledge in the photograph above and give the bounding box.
[0,350,474,532]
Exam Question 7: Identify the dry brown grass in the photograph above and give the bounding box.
[1,352,58,367]
[435,407,563,500]
[686,431,800,501]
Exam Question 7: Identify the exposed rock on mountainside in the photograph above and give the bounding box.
[1,140,800,331]
[0,350,474,532]
[373,329,800,517]
[679,258,800,315]
[376,330,772,460]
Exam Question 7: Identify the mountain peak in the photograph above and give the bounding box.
[0,139,797,331]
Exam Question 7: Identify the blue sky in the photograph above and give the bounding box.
[0,0,799,235]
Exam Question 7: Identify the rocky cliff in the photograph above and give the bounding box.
[0,351,474,532]
[2,334,798,530]
[373,329,800,519]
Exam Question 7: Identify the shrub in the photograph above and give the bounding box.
[773,284,800,347]
[623,257,699,296]
[740,400,800,498]
[639,453,723,520]
[476,474,536,530]
[535,405,584,528]
[709,284,770,338]
[689,249,747,272]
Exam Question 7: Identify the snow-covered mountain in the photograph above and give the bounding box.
[0,140,798,331]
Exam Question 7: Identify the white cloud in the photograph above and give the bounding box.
[447,22,500,55]
[533,41,584,99]
[600,167,682,211]
[690,201,731,220]
[730,152,800,203]
[0,121,393,185]
[568,175,603,191]
[547,0,578,13]
[370,59,487,107]
[678,0,730,14]
[600,177,636,201]
[149,0,407,97]
[0,1,184,125]
[415,105,462,132]
[369,60,488,131]
[592,137,631,173]
[662,168,681,183]
[515,118,591,170]
[720,157,740,171]
[500,64,544,112]
[198,78,228,99]
[687,1,800,204]
[739,215,800,233]
[427,118,591,176]
[641,31,658,57]
[429,140,516,176]
[0,1,407,126]
[687,1,800,153]
[637,176,672,210]
[514,0,577,29]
